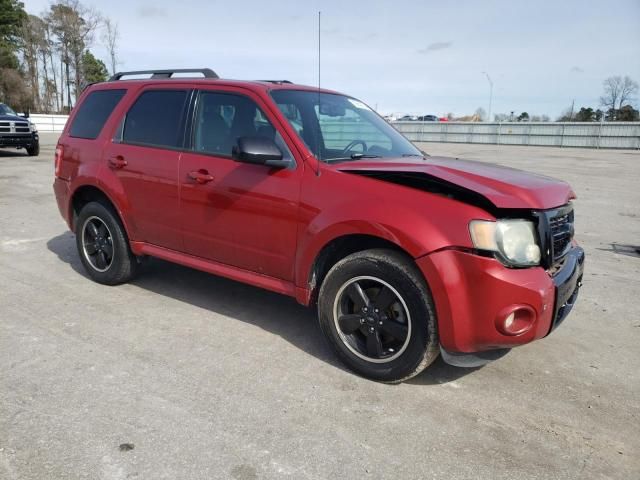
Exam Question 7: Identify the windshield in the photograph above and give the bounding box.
[271,90,422,162]
[0,104,17,116]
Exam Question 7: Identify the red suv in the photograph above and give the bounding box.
[53,68,584,382]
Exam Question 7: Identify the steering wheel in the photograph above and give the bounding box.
[341,140,368,156]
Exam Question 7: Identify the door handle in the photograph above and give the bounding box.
[108,155,127,169]
[188,169,215,184]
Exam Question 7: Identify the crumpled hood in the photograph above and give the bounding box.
[336,156,575,210]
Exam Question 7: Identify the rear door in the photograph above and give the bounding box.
[102,87,191,250]
[179,88,302,281]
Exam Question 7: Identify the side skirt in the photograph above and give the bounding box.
[130,241,304,300]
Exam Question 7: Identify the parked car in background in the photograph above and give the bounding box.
[0,103,39,156]
[53,68,584,382]
[417,115,439,122]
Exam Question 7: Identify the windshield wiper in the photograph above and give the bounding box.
[324,153,381,163]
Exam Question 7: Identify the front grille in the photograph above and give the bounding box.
[0,121,30,133]
[549,207,574,263]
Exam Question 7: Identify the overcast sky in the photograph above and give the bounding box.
[25,0,640,118]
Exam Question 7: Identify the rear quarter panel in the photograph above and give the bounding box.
[58,83,143,236]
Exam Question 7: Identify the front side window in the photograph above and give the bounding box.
[69,89,126,139]
[123,90,188,148]
[193,91,293,161]
[271,90,422,162]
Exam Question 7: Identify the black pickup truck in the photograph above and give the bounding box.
[0,103,40,156]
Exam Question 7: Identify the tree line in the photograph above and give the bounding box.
[0,0,118,114]
[556,76,639,122]
[491,76,638,122]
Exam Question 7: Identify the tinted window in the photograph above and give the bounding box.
[69,89,126,139]
[123,90,188,148]
[271,90,421,162]
[193,91,292,161]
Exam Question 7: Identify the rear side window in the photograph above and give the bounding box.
[123,90,188,148]
[69,89,126,139]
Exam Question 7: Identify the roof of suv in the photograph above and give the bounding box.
[92,68,340,95]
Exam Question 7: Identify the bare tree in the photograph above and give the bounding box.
[20,15,45,110]
[618,76,638,108]
[473,107,486,122]
[46,4,72,110]
[600,76,639,110]
[38,19,57,112]
[47,0,101,110]
[68,0,102,101]
[101,18,119,75]
[43,20,60,112]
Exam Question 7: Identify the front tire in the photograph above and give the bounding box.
[75,201,138,285]
[26,142,39,156]
[318,249,439,383]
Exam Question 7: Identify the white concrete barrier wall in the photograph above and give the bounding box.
[26,114,640,149]
[29,114,68,133]
[392,121,640,149]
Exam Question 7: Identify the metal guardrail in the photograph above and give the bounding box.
[392,121,640,149]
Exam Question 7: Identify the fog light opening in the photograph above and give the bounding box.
[504,312,515,330]
[496,306,535,336]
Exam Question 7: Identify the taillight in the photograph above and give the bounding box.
[54,145,63,177]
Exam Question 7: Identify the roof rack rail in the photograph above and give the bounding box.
[109,68,219,81]
[258,80,293,84]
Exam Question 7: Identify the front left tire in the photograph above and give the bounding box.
[317,248,439,383]
[26,142,39,156]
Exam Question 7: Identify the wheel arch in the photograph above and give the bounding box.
[69,184,132,237]
[304,233,420,307]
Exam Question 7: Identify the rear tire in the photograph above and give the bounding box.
[318,249,439,383]
[75,201,139,285]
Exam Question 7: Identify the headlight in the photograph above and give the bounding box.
[469,219,541,267]
[29,122,37,133]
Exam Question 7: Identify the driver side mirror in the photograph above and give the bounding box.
[232,136,290,169]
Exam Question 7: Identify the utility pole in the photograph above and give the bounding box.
[569,99,575,121]
[482,71,493,122]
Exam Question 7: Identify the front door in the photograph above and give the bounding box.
[179,89,301,281]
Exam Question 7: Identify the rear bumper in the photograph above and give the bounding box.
[417,246,584,354]
[53,177,72,229]
[0,133,38,148]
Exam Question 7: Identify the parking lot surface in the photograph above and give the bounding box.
[1,133,639,479]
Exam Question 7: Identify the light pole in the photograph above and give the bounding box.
[482,71,493,122]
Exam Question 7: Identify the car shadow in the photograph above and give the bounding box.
[47,231,476,384]
[0,149,28,157]
[406,357,482,385]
